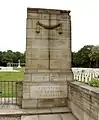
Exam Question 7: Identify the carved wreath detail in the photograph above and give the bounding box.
[36,21,62,34]
[37,21,62,29]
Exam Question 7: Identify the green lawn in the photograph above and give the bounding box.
[0,68,24,97]
[0,68,24,81]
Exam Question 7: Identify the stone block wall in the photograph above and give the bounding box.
[22,8,73,108]
[22,70,73,108]
[26,8,72,71]
[67,81,99,120]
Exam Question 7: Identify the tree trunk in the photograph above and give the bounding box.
[96,59,99,68]
[89,61,91,68]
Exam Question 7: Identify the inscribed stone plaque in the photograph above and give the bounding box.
[30,85,67,98]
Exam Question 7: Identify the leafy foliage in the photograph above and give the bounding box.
[72,45,99,68]
[0,50,25,66]
[88,78,99,87]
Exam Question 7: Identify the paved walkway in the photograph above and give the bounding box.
[21,113,77,120]
[0,113,77,120]
[0,106,70,115]
[0,105,77,120]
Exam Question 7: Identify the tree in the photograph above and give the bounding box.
[0,51,3,66]
[1,51,14,66]
[0,50,26,66]
[89,46,99,68]
[72,45,94,68]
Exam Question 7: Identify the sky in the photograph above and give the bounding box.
[0,0,99,53]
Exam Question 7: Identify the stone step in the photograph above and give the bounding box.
[21,113,77,120]
[0,113,77,120]
[0,106,77,120]
[0,107,71,116]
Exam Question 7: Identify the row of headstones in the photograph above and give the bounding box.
[72,68,99,83]
[7,59,21,68]
[6,62,99,83]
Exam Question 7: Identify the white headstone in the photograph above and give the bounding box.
[17,59,21,68]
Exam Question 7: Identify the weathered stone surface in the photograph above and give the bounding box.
[39,114,60,120]
[21,113,77,120]
[50,73,67,81]
[21,116,38,120]
[24,73,32,81]
[67,81,99,120]
[29,71,68,82]
[31,73,49,82]
[26,60,49,69]
[60,113,77,120]
[23,92,30,99]
[50,50,69,60]
[0,106,70,115]
[50,60,69,69]
[0,117,21,120]
[30,85,67,99]
[22,99,37,108]
[50,40,69,49]
[22,8,72,108]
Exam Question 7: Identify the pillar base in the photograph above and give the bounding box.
[22,70,73,109]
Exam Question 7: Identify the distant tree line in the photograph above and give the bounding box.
[0,45,99,68]
[0,50,25,66]
[72,45,99,68]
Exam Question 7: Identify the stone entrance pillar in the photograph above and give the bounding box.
[22,8,73,108]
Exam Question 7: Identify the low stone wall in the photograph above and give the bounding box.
[67,81,99,120]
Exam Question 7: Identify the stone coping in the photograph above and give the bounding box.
[25,69,72,73]
[27,8,71,14]
[0,107,70,116]
[68,81,99,99]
